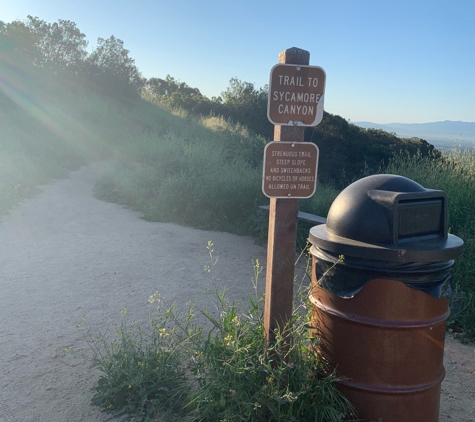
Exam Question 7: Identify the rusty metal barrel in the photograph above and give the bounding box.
[308,174,463,422]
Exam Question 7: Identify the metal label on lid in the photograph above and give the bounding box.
[398,200,443,240]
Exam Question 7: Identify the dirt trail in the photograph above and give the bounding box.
[0,163,473,422]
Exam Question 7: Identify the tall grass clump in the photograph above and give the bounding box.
[384,148,475,340]
[94,113,267,235]
[80,244,354,421]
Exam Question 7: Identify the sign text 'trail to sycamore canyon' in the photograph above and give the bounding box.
[267,64,326,126]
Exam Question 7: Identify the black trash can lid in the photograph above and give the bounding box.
[309,174,463,262]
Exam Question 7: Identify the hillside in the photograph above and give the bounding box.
[1,14,442,219]
[306,114,440,188]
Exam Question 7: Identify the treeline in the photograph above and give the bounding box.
[1,16,269,127]
[1,16,144,102]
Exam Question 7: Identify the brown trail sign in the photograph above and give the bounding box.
[268,64,326,126]
[264,47,325,346]
[262,141,319,199]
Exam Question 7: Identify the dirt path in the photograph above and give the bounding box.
[0,163,473,422]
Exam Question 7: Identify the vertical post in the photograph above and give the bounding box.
[264,48,310,344]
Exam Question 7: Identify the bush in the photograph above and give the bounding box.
[79,244,354,421]
[93,115,266,235]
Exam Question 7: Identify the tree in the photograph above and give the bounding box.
[22,15,88,71]
[88,35,144,96]
[0,20,41,64]
[219,78,273,139]
[144,75,213,114]
[145,77,170,99]
[1,16,88,72]
[145,75,201,99]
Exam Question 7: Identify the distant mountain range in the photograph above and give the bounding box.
[354,120,475,150]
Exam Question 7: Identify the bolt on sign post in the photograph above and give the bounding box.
[264,47,325,345]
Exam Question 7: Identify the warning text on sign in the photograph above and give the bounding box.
[262,142,319,198]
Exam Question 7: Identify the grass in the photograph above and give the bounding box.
[93,110,268,235]
[383,148,475,340]
[78,243,355,422]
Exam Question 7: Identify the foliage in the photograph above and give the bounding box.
[217,78,274,140]
[1,16,143,99]
[0,57,81,212]
[144,75,442,191]
[80,246,354,421]
[87,35,145,97]
[21,15,88,71]
[2,13,445,197]
[0,27,150,214]
[83,306,189,419]
[143,75,441,191]
[383,149,475,340]
[1,18,42,64]
[144,75,214,115]
[93,113,267,235]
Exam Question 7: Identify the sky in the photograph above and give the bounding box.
[1,0,474,124]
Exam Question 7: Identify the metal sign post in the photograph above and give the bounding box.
[263,47,326,347]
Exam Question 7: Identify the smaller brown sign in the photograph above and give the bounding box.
[262,141,319,198]
[267,64,326,126]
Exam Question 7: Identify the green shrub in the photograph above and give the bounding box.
[80,244,354,421]
[84,307,188,419]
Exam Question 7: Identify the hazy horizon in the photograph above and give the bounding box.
[355,119,475,125]
[353,120,475,150]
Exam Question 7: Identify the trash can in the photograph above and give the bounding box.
[308,174,463,422]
